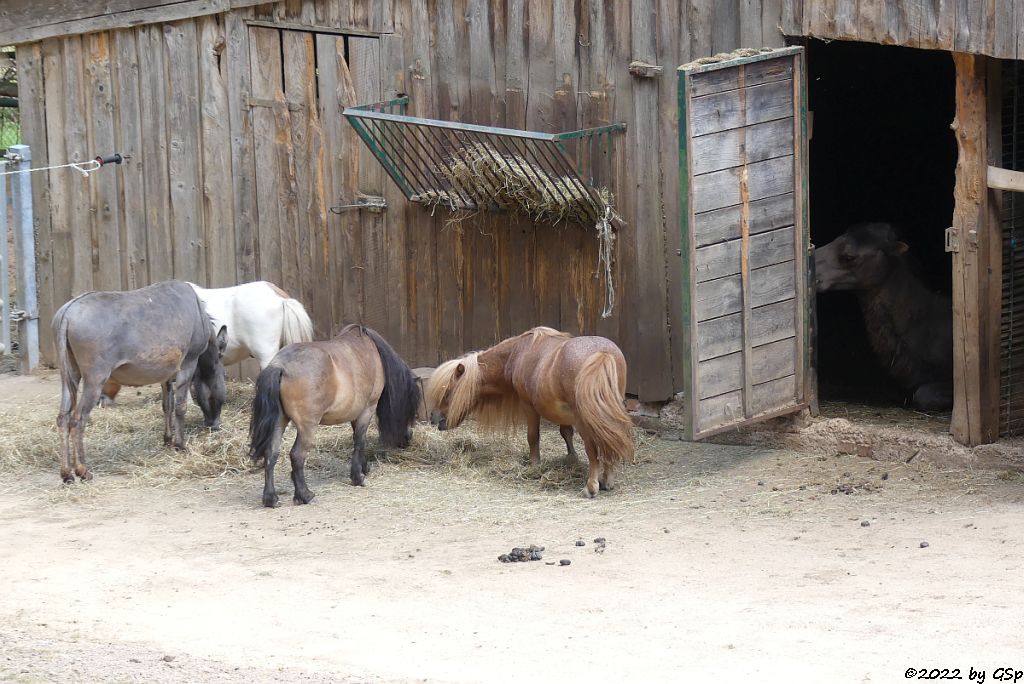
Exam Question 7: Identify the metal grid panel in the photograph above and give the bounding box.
[343,97,625,225]
[1000,60,1024,436]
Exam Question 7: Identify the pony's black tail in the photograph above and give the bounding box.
[363,327,421,447]
[248,365,284,461]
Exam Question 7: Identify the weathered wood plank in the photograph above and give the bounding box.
[41,39,73,314]
[697,298,798,361]
[248,26,285,288]
[690,0,715,61]
[629,0,673,399]
[690,78,794,137]
[0,0,230,46]
[404,0,439,363]
[61,36,94,296]
[711,1,739,53]
[137,24,173,282]
[197,15,236,288]
[762,0,785,47]
[695,259,796,320]
[380,29,409,353]
[224,7,257,289]
[950,52,997,445]
[739,0,764,46]
[751,373,797,413]
[283,28,319,311]
[165,20,205,283]
[84,32,124,292]
[808,0,836,39]
[688,58,793,98]
[349,36,386,334]
[695,225,795,282]
[692,116,794,175]
[955,0,987,53]
[697,336,797,399]
[694,192,794,247]
[112,29,149,290]
[833,0,858,39]
[692,155,794,214]
[697,389,744,430]
[466,0,503,346]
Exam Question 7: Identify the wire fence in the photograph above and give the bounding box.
[0,107,18,150]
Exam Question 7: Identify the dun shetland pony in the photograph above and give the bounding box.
[101,280,313,407]
[248,325,420,507]
[52,280,228,483]
[815,222,952,411]
[427,327,634,498]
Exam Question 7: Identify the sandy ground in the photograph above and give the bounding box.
[1,371,1024,683]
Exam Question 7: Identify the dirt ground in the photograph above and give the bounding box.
[2,371,1024,683]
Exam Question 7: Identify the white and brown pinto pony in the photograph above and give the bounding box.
[101,281,313,406]
[427,327,634,497]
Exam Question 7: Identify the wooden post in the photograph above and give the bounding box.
[950,53,999,446]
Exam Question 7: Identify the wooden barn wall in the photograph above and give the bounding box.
[16,0,787,401]
[782,0,1024,59]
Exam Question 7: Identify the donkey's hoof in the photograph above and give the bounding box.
[206,422,221,432]
[293,491,316,505]
[74,465,93,481]
[262,494,280,508]
[351,475,366,487]
[98,396,115,408]
[60,473,76,486]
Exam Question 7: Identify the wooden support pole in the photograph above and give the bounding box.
[950,53,999,446]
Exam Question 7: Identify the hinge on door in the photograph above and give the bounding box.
[945,227,959,253]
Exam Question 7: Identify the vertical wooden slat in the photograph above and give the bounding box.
[781,0,806,37]
[225,9,258,289]
[283,29,328,336]
[711,1,739,53]
[41,39,72,317]
[739,0,763,46]
[137,25,173,283]
[62,36,94,296]
[197,15,236,289]
[15,42,54,360]
[112,29,149,291]
[833,0,858,40]
[381,28,410,355]
[808,0,836,40]
[466,0,502,347]
[84,32,122,293]
[349,36,387,334]
[165,20,205,283]
[502,0,536,341]
[950,52,998,445]
[433,0,467,359]
[553,0,581,337]
[630,0,672,400]
[248,26,286,288]
[660,0,686,392]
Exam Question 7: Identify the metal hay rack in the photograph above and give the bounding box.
[343,96,626,228]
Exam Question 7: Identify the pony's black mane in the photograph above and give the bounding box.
[361,326,421,446]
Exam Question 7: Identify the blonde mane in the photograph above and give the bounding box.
[427,351,526,432]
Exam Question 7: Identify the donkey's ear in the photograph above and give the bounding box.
[455,363,465,378]
[216,325,228,352]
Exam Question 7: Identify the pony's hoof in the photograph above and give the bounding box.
[583,483,598,498]
[599,480,614,491]
[74,465,92,481]
[60,472,75,485]
[293,491,315,505]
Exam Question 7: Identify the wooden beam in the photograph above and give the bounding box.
[950,52,999,446]
[0,0,228,45]
[988,165,1024,193]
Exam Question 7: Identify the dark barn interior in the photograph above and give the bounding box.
[807,39,957,410]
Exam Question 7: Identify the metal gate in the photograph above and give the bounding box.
[999,61,1024,436]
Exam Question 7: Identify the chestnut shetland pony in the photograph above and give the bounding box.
[248,324,421,507]
[427,327,634,497]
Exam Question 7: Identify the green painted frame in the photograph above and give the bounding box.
[676,46,813,440]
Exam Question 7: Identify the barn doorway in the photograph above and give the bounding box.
[806,39,957,413]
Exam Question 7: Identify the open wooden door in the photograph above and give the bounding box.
[677,46,813,440]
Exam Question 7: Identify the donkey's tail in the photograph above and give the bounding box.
[574,351,634,468]
[363,327,421,447]
[51,299,80,405]
[279,298,314,347]
[248,365,284,461]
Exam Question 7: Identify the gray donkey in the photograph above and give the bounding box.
[51,280,227,483]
